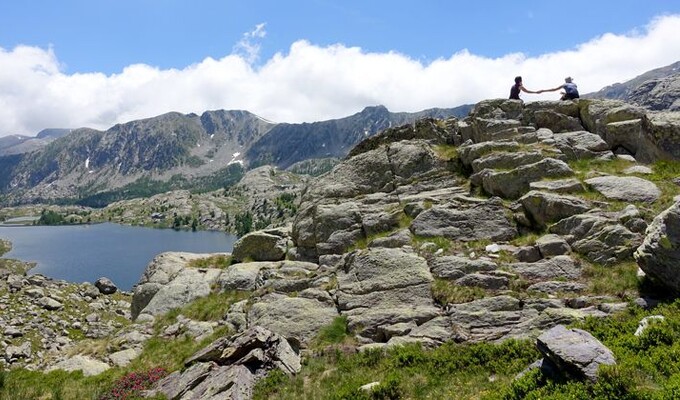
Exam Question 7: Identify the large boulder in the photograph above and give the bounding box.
[638,112,680,162]
[551,211,643,265]
[518,190,591,228]
[458,140,521,168]
[551,131,612,160]
[232,229,290,262]
[536,325,616,382]
[578,99,646,138]
[635,200,680,291]
[247,291,339,346]
[335,248,439,341]
[47,355,111,377]
[585,176,661,203]
[472,158,574,199]
[150,326,301,400]
[410,198,518,242]
[508,255,582,282]
[131,252,223,320]
[447,296,605,343]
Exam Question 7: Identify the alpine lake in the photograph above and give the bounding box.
[0,221,238,291]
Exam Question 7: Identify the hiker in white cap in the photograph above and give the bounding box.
[539,77,580,100]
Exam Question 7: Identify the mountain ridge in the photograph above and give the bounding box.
[0,104,471,206]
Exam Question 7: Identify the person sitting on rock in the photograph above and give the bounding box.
[539,76,580,100]
[509,76,539,100]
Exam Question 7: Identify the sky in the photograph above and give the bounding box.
[1,1,680,137]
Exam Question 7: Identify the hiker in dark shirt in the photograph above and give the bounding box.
[509,76,538,100]
[539,76,580,100]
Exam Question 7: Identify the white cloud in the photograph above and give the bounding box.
[0,15,679,137]
[232,22,267,64]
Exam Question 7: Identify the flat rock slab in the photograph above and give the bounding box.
[536,325,615,382]
[585,176,661,203]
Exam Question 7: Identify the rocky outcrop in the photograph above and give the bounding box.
[635,200,680,291]
[336,248,439,341]
[626,73,680,111]
[148,326,301,400]
[550,209,644,265]
[131,252,223,320]
[232,228,291,262]
[410,198,517,242]
[536,325,616,382]
[585,176,661,203]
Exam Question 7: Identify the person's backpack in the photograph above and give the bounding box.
[564,83,578,95]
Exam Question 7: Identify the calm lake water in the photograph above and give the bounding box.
[0,223,238,291]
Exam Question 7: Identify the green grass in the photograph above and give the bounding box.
[154,290,250,329]
[253,339,539,400]
[433,144,459,160]
[311,316,355,349]
[431,278,487,305]
[186,254,233,269]
[584,261,640,298]
[0,240,10,257]
[251,299,680,400]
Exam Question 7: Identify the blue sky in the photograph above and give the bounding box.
[0,1,679,136]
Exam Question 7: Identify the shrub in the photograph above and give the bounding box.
[99,367,167,400]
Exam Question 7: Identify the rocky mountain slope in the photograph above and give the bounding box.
[0,105,470,206]
[0,129,71,156]
[2,96,680,398]
[586,60,680,110]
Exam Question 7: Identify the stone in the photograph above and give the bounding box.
[552,131,612,160]
[551,212,642,265]
[131,252,223,320]
[514,246,542,263]
[535,234,571,257]
[455,273,508,290]
[247,293,338,346]
[335,248,439,341]
[623,165,653,175]
[533,110,583,133]
[519,190,591,229]
[458,141,521,168]
[429,255,497,280]
[5,341,31,361]
[527,281,587,294]
[634,315,665,336]
[471,151,544,173]
[410,198,517,242]
[39,297,63,311]
[232,229,289,262]
[217,262,274,291]
[368,229,413,249]
[508,255,582,282]
[108,348,141,367]
[536,325,616,382]
[48,355,111,377]
[529,178,585,194]
[635,201,680,291]
[473,158,574,199]
[187,326,301,375]
[94,277,117,295]
[585,176,661,203]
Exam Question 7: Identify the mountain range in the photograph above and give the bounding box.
[0,105,471,206]
[0,60,679,207]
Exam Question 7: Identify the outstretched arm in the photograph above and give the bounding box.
[541,84,565,93]
[520,84,537,94]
